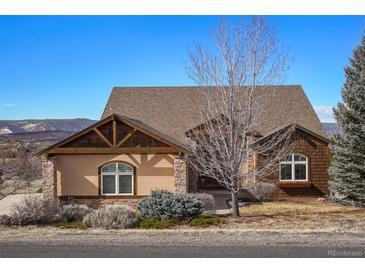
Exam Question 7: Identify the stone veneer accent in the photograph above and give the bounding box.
[173,155,187,193]
[42,156,57,205]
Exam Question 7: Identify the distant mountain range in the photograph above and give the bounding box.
[0,118,338,141]
[322,122,338,137]
[0,130,78,144]
[0,118,97,135]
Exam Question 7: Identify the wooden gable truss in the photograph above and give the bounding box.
[41,114,183,155]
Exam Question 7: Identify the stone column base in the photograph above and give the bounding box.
[42,156,57,205]
[174,155,187,193]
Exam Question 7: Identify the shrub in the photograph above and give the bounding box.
[83,205,138,229]
[0,214,11,225]
[37,187,43,193]
[138,218,179,229]
[138,190,203,221]
[53,220,88,230]
[60,204,91,222]
[189,214,222,227]
[138,190,175,220]
[190,193,215,211]
[9,195,58,225]
[171,192,204,220]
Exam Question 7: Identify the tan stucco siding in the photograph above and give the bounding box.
[55,154,176,196]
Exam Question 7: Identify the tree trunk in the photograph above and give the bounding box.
[231,191,240,218]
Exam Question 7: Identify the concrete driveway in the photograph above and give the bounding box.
[0,193,41,215]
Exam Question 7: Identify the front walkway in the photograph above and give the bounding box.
[199,189,255,210]
[198,189,231,210]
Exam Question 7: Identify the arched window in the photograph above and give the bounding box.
[279,154,308,181]
[101,162,134,195]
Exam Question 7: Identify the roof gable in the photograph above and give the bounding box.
[40,114,185,155]
[252,123,331,146]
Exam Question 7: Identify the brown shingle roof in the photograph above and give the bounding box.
[102,86,326,145]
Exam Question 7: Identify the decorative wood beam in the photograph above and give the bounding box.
[93,128,113,148]
[112,120,117,147]
[50,147,179,154]
[120,118,177,147]
[39,114,185,156]
[117,129,137,147]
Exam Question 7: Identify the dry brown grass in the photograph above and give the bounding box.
[221,201,365,233]
[1,201,364,235]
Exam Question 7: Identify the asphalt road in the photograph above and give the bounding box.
[1,231,364,258]
[1,243,364,258]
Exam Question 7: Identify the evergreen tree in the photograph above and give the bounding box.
[330,33,365,207]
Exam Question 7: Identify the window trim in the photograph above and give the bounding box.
[100,162,134,196]
[279,153,308,182]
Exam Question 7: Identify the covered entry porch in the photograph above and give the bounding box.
[196,176,257,210]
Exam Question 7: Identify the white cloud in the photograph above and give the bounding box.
[3,103,15,107]
[314,105,335,123]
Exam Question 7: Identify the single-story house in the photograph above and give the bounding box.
[40,86,331,208]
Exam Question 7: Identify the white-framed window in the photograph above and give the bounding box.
[101,162,134,195]
[279,154,308,182]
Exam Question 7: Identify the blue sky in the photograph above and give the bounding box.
[0,16,364,122]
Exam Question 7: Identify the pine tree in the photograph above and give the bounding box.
[329,33,365,207]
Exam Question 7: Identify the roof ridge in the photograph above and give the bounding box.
[112,85,303,89]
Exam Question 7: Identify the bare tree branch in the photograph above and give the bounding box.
[0,144,41,200]
[185,16,294,218]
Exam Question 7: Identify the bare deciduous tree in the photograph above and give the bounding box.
[0,144,41,200]
[185,16,296,218]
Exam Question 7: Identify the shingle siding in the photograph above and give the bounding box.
[264,130,331,200]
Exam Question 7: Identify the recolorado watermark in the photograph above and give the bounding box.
[328,249,363,257]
